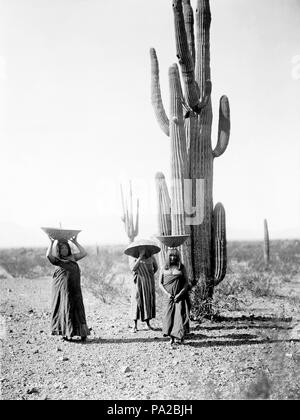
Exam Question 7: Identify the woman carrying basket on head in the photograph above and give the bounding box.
[46,234,90,342]
[159,248,190,345]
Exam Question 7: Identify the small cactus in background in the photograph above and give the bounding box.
[150,0,230,313]
[121,181,139,243]
[264,219,270,266]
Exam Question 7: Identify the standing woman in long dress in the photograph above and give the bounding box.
[129,247,158,333]
[46,234,90,342]
[159,248,190,345]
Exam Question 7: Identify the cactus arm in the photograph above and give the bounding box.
[120,184,126,223]
[173,0,209,114]
[125,204,131,238]
[120,182,139,243]
[195,0,211,97]
[212,202,227,286]
[183,0,195,67]
[169,64,187,233]
[134,199,139,238]
[198,80,212,109]
[155,172,172,236]
[155,172,171,266]
[213,95,230,158]
[173,63,184,103]
[173,63,192,119]
[150,48,170,137]
[129,181,134,236]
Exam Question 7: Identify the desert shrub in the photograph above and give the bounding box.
[80,246,130,303]
[0,245,131,303]
[1,240,299,310]
[224,240,300,296]
[228,240,300,279]
[187,239,300,317]
[240,272,276,298]
[0,247,52,278]
[212,261,281,314]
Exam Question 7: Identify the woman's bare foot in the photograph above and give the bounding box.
[170,337,175,346]
[146,321,154,330]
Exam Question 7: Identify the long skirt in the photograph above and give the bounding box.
[130,273,156,321]
[162,273,190,340]
[51,266,90,338]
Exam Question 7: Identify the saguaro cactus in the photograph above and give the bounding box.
[150,0,230,311]
[155,172,172,238]
[264,219,270,266]
[121,181,139,243]
[155,172,172,264]
[212,203,227,287]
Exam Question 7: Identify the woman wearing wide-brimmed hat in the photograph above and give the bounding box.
[124,239,160,333]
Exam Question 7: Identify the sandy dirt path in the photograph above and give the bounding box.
[1,273,300,400]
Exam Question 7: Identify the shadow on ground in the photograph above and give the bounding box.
[71,333,300,348]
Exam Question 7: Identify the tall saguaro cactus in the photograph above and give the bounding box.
[150,0,230,312]
[121,181,139,243]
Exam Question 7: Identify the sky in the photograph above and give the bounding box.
[0,0,300,247]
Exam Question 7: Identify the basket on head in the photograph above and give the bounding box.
[41,227,81,241]
[156,234,190,248]
[124,239,161,259]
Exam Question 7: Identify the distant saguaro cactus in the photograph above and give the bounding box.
[150,0,230,314]
[264,219,270,266]
[121,181,139,243]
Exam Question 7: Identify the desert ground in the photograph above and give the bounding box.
[1,241,300,400]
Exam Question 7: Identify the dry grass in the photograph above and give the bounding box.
[212,240,300,313]
[1,240,299,312]
[0,245,130,304]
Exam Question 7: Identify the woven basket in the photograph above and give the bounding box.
[41,227,81,241]
[156,234,189,248]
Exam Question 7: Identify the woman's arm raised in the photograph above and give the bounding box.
[129,256,142,272]
[46,236,57,265]
[46,236,77,272]
[129,248,146,272]
[70,235,87,261]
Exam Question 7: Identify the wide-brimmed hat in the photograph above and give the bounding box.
[124,239,161,259]
[156,234,189,248]
[41,227,81,241]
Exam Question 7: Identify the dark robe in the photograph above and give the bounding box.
[161,265,190,340]
[129,256,158,321]
[49,257,90,338]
